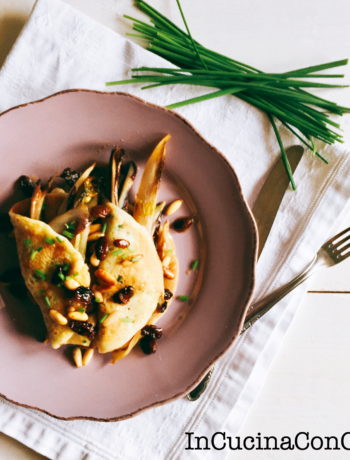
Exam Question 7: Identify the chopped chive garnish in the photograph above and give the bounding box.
[45,238,55,244]
[118,224,123,228]
[58,272,65,282]
[112,248,125,256]
[177,295,189,302]
[190,259,199,270]
[99,313,109,323]
[82,339,87,344]
[30,247,43,260]
[62,230,74,239]
[33,269,46,281]
[65,221,77,231]
[94,297,102,303]
[44,295,51,307]
[117,275,123,282]
[101,222,108,234]
[24,238,32,247]
[78,307,85,313]
[56,237,63,243]
[61,263,70,272]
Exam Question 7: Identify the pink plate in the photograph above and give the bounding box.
[0,90,256,421]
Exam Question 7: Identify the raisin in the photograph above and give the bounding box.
[17,175,35,197]
[60,168,80,187]
[141,324,163,340]
[113,239,130,249]
[171,216,194,233]
[157,301,168,313]
[71,286,94,305]
[139,337,157,354]
[95,236,108,261]
[90,204,111,220]
[112,286,134,304]
[164,289,173,301]
[68,320,96,340]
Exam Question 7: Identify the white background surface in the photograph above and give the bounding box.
[0,1,350,459]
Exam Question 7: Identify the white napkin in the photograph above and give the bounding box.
[1,1,350,459]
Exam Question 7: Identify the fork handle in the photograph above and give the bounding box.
[242,254,319,333]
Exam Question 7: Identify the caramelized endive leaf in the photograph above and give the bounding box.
[133,134,170,232]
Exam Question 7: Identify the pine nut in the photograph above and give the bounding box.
[64,278,80,290]
[82,348,94,366]
[49,309,68,326]
[162,256,171,268]
[68,311,89,321]
[164,199,183,216]
[94,291,103,303]
[95,269,116,287]
[89,223,101,234]
[88,231,105,242]
[73,347,83,368]
[70,259,84,274]
[163,267,175,279]
[90,254,100,267]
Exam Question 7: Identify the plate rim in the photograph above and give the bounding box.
[0,88,258,421]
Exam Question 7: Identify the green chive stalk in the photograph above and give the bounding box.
[107,0,350,188]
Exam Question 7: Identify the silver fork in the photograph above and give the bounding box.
[187,226,350,401]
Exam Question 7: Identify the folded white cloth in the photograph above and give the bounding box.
[0,1,350,459]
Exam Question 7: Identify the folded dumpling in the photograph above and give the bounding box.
[10,199,92,349]
[95,203,164,353]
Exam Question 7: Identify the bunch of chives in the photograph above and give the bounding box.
[107,0,350,188]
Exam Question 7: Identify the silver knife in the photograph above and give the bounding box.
[253,145,304,258]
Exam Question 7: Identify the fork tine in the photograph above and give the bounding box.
[337,250,350,262]
[326,226,350,245]
[332,233,350,249]
[338,242,350,254]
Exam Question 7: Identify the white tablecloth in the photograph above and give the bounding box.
[0,0,350,459]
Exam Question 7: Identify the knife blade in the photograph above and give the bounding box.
[253,145,304,257]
